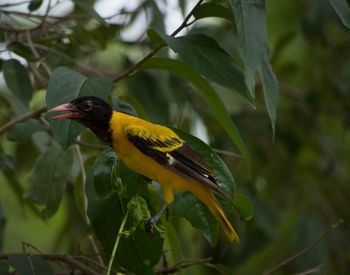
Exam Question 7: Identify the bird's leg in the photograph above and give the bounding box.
[144,202,168,234]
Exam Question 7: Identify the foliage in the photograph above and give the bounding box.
[0,0,349,274]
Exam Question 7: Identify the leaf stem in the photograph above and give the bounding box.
[107,210,130,275]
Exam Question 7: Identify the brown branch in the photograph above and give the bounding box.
[0,253,100,275]
[0,107,46,136]
[293,264,325,275]
[263,219,343,275]
[112,0,204,83]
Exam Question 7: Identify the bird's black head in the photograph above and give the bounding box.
[48,96,113,145]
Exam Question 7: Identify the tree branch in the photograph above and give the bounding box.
[112,0,203,83]
[155,257,212,274]
[0,253,100,275]
[0,107,46,136]
[263,219,343,275]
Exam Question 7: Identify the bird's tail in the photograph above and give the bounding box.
[195,186,239,242]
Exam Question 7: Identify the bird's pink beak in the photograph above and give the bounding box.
[47,103,80,120]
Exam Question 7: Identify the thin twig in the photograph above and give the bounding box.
[293,264,325,275]
[263,219,343,275]
[0,107,46,136]
[75,140,109,151]
[155,257,212,274]
[0,253,99,275]
[73,255,113,273]
[107,210,130,275]
[112,0,203,83]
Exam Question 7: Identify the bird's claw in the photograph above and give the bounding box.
[143,217,157,235]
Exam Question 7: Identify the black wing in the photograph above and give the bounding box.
[125,129,233,203]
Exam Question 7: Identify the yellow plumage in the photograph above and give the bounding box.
[109,111,239,242]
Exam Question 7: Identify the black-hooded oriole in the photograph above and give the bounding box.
[48,96,239,242]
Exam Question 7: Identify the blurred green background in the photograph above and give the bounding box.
[0,0,349,274]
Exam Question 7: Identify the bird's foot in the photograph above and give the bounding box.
[143,216,159,235]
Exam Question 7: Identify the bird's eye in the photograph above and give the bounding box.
[82,101,93,111]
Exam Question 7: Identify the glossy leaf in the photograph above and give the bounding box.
[3,59,33,105]
[329,0,350,28]
[46,67,112,148]
[28,0,43,11]
[8,254,53,275]
[159,33,249,101]
[24,143,74,218]
[86,168,163,274]
[193,3,235,22]
[0,153,14,171]
[138,57,251,170]
[233,193,254,221]
[7,119,48,142]
[228,0,278,135]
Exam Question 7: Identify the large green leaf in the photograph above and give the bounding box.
[46,67,112,148]
[158,33,249,101]
[193,2,235,22]
[3,59,33,105]
[24,143,74,218]
[233,193,254,221]
[328,0,350,28]
[168,128,240,246]
[7,119,48,142]
[86,168,163,274]
[138,57,251,170]
[8,254,53,275]
[228,0,278,135]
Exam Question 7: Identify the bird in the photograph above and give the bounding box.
[48,96,239,242]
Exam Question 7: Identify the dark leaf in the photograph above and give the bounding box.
[28,0,43,11]
[0,201,6,252]
[147,28,164,45]
[8,254,53,275]
[7,119,49,142]
[0,154,14,171]
[24,143,74,218]
[73,0,105,24]
[233,193,254,221]
[112,96,138,117]
[7,42,37,62]
[159,33,249,102]
[228,0,279,135]
[193,3,235,22]
[3,59,33,105]
[46,67,112,148]
[93,149,116,197]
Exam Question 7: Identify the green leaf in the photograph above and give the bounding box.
[233,193,254,221]
[0,153,14,171]
[7,42,37,62]
[193,3,235,22]
[3,59,33,105]
[93,149,116,197]
[329,0,350,28]
[138,57,251,171]
[86,168,163,274]
[73,0,105,24]
[28,0,43,11]
[0,260,10,275]
[46,67,112,148]
[112,96,138,117]
[167,128,238,245]
[8,254,53,275]
[127,195,151,222]
[228,0,278,135]
[0,201,6,252]
[158,33,249,102]
[7,119,48,142]
[24,143,74,218]
[147,28,164,45]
